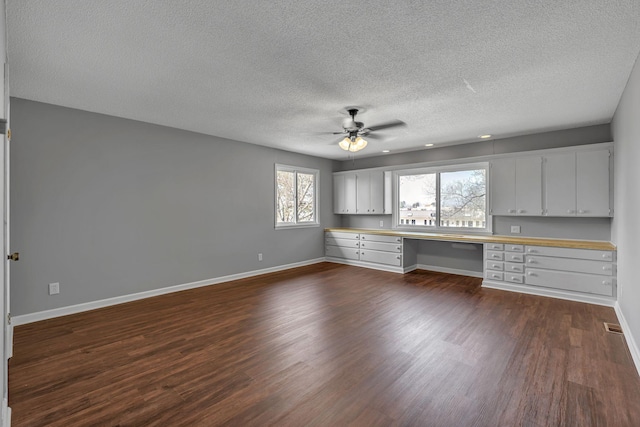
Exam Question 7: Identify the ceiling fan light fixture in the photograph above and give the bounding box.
[339,136,368,152]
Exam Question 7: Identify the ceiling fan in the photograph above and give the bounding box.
[329,108,406,153]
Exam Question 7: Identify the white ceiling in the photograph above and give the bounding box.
[6,1,640,160]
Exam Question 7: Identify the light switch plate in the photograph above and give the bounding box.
[510,225,521,234]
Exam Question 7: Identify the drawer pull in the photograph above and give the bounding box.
[528,249,536,253]
[602,254,609,259]
[492,274,500,279]
[355,235,360,239]
[578,210,586,214]
[397,246,401,250]
[396,238,401,242]
[527,272,535,276]
[396,256,401,259]
[361,243,365,247]
[602,266,612,271]
[527,259,535,264]
[602,280,610,286]
[492,254,500,259]
[508,209,516,214]
[518,209,525,214]
[493,264,500,268]
[361,236,366,240]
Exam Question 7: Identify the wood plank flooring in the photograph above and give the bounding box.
[9,263,640,426]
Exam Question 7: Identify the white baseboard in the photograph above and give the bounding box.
[6,323,12,359]
[325,257,405,274]
[1,398,10,427]
[416,264,484,278]
[12,258,326,326]
[614,302,640,377]
[482,280,616,307]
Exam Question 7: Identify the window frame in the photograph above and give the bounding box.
[274,164,320,229]
[393,162,491,234]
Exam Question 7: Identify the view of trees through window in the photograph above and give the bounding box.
[276,167,317,226]
[399,168,486,229]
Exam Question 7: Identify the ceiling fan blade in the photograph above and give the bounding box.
[307,131,345,135]
[365,120,406,132]
[362,133,384,140]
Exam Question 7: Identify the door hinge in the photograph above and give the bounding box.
[7,313,11,325]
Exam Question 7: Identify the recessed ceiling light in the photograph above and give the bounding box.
[479,134,492,139]
[425,143,434,147]
[382,150,390,153]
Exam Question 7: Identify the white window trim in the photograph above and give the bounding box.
[275,164,320,229]
[392,162,491,234]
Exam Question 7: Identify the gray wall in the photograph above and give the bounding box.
[612,51,640,364]
[10,98,337,316]
[416,241,483,274]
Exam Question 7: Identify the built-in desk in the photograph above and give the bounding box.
[324,228,617,306]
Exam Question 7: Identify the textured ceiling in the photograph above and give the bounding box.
[7,0,640,159]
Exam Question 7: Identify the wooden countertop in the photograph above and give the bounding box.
[325,228,616,251]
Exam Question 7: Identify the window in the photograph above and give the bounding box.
[275,164,319,228]
[396,164,488,232]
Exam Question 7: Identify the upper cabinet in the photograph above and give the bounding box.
[490,157,542,216]
[334,170,387,215]
[544,149,611,217]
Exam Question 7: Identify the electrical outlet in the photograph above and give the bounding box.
[258,253,263,262]
[49,282,60,295]
[379,220,384,228]
[510,225,521,234]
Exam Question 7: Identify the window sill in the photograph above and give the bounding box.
[275,223,321,230]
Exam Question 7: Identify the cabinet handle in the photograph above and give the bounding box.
[397,246,401,250]
[492,254,500,259]
[361,236,366,240]
[361,252,365,255]
[602,254,609,259]
[396,238,401,242]
[361,243,365,247]
[367,209,370,212]
[527,272,535,276]
[508,209,516,214]
[356,243,361,247]
[372,209,375,212]
[355,235,360,239]
[578,210,586,214]
[602,280,610,286]
[528,259,535,264]
[492,274,500,278]
[527,249,535,253]
[602,266,611,271]
[492,264,499,268]
[396,256,401,259]
[518,209,525,214]
[567,209,575,214]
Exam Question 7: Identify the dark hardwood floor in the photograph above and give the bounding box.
[9,263,640,426]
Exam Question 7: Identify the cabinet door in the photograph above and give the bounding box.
[577,150,610,217]
[490,158,516,215]
[384,171,393,214]
[344,173,357,214]
[356,172,370,213]
[333,174,345,214]
[544,152,576,216]
[515,157,542,215]
[369,171,384,214]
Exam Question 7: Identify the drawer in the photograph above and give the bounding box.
[359,241,402,253]
[485,271,504,281]
[325,231,360,240]
[359,249,402,266]
[505,244,524,253]
[326,245,360,261]
[485,243,504,251]
[326,237,360,248]
[525,268,614,296]
[505,253,524,263]
[526,256,614,276]
[486,251,504,261]
[360,234,403,244]
[504,262,524,273]
[504,273,524,284]
[525,246,613,261]
[486,261,504,271]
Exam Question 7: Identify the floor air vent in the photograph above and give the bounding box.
[604,322,623,334]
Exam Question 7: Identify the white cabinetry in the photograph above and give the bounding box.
[544,149,611,217]
[334,171,386,215]
[483,243,616,303]
[356,171,384,214]
[333,173,357,214]
[325,231,409,272]
[490,157,542,216]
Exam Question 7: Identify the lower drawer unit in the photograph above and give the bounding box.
[525,268,614,296]
[325,245,360,261]
[360,249,402,266]
[486,271,504,281]
[526,255,613,276]
[359,240,402,253]
[360,233,403,244]
[326,237,360,248]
